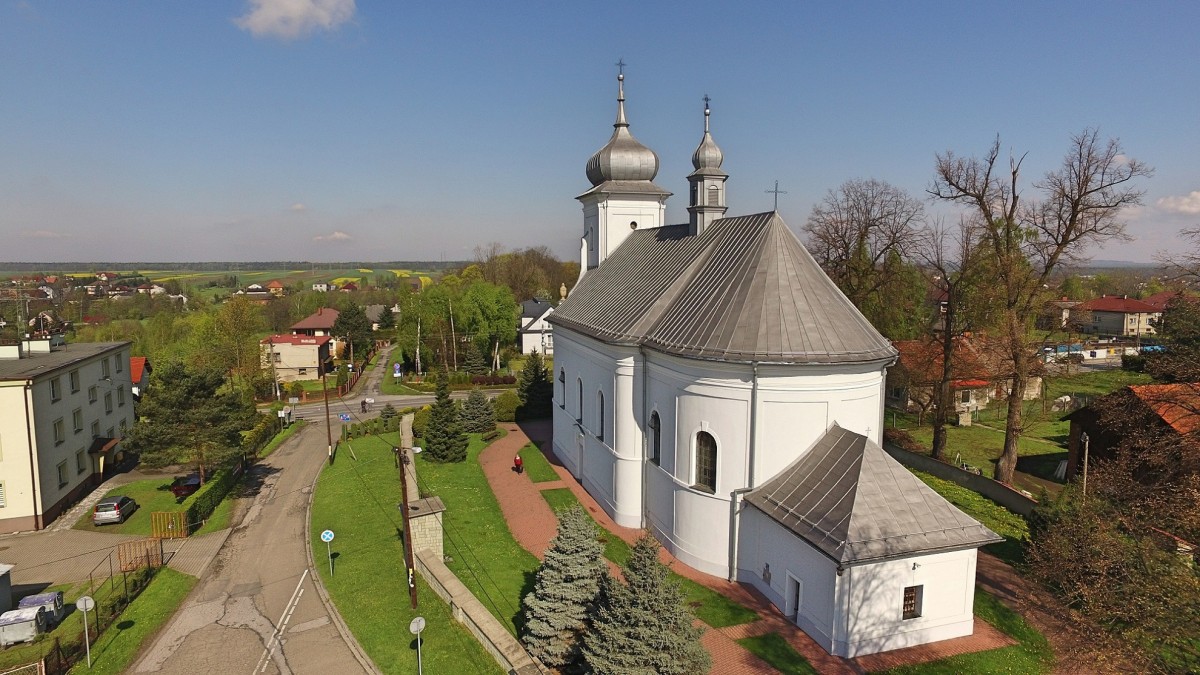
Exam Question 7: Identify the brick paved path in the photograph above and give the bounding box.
[482,422,1022,674]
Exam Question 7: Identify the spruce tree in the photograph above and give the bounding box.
[517,350,553,420]
[463,343,489,375]
[521,506,605,669]
[581,536,711,675]
[423,367,467,462]
[459,388,496,434]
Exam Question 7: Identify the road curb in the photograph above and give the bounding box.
[303,428,383,675]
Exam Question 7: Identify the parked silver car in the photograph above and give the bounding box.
[92,496,138,525]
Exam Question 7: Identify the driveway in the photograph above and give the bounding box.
[134,421,373,675]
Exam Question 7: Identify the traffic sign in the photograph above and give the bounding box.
[409,616,426,634]
[321,529,335,543]
[77,595,95,611]
[339,413,351,421]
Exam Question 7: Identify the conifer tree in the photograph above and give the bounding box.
[521,506,605,669]
[463,343,489,375]
[517,350,553,420]
[459,388,496,433]
[581,536,710,675]
[423,366,467,462]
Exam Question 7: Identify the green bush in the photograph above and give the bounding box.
[413,406,432,437]
[494,390,520,422]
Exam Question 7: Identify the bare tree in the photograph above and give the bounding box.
[930,129,1151,483]
[803,179,926,310]
[1156,227,1200,281]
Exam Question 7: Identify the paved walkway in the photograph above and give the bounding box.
[482,422,1015,674]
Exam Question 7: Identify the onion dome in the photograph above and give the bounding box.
[585,72,660,186]
[691,98,724,171]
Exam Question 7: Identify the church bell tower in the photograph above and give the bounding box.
[687,96,727,235]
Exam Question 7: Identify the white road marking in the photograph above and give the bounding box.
[254,568,308,674]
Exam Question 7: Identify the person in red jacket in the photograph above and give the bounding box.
[514,455,524,475]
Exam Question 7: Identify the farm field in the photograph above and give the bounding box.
[1,265,441,292]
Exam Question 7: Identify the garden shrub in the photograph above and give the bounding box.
[494,390,520,422]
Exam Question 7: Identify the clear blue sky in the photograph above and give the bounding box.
[2,1,1197,263]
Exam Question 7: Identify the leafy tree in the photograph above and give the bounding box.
[423,367,467,462]
[493,389,520,423]
[931,129,1151,483]
[581,536,710,675]
[1147,295,1200,381]
[459,388,496,433]
[517,351,553,420]
[521,505,605,669]
[125,360,257,481]
[333,302,373,362]
[215,295,265,389]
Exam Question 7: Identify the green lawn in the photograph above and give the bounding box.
[310,432,505,674]
[71,569,197,675]
[518,442,559,483]
[736,633,819,674]
[872,589,1053,674]
[538,487,758,628]
[74,475,203,536]
[910,470,1030,566]
[416,434,541,635]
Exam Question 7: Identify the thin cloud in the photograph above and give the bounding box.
[313,230,351,242]
[1157,191,1200,215]
[235,0,355,41]
[22,229,68,239]
[290,203,308,212]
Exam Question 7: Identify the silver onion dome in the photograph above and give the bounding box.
[585,72,660,186]
[691,99,723,171]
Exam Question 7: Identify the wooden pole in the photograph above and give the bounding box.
[397,445,419,609]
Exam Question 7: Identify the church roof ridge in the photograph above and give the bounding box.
[743,425,1003,564]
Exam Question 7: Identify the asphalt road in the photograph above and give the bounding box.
[134,421,370,675]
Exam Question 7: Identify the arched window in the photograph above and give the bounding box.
[577,379,584,423]
[558,369,565,407]
[694,431,717,493]
[648,412,661,464]
[597,391,605,440]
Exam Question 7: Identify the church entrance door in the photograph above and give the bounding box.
[785,574,803,621]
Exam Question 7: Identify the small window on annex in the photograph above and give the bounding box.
[902,585,923,620]
[597,392,605,440]
[648,412,661,464]
[576,379,584,423]
[694,431,717,493]
[558,369,565,407]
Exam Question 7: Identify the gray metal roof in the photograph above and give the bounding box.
[691,103,724,172]
[744,425,1003,565]
[550,212,897,365]
[0,342,130,381]
[584,73,662,188]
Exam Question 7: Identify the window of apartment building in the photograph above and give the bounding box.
[53,418,65,445]
[118,388,125,407]
[88,386,98,403]
[902,585,923,620]
[115,354,123,372]
[0,481,6,508]
[960,390,972,404]
[76,449,87,475]
[119,418,128,434]
[298,368,307,375]
[73,409,83,433]
[273,352,282,363]
[56,461,68,488]
[50,377,62,402]
[69,369,80,393]
[91,421,100,439]
[107,427,114,439]
[105,392,113,414]
[101,357,111,379]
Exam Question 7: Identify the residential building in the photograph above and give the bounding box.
[129,356,152,400]
[1077,295,1160,336]
[291,308,342,357]
[518,299,554,355]
[548,73,1000,657]
[0,340,135,533]
[260,335,332,383]
[312,282,331,293]
[1036,297,1083,331]
[1065,382,1200,480]
[265,280,286,297]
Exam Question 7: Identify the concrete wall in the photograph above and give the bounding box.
[883,444,1038,516]
[415,549,543,675]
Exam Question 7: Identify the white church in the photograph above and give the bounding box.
[547,71,1003,658]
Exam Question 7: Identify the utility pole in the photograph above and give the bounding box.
[322,367,334,464]
[268,338,280,402]
[397,445,419,609]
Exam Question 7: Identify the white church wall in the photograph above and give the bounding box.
[580,195,667,269]
[735,506,840,652]
[837,548,979,657]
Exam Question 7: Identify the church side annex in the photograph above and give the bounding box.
[546,69,1003,658]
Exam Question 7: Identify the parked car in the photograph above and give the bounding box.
[92,496,138,526]
[169,474,202,499]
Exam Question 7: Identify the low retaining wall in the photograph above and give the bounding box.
[414,549,543,675]
[883,444,1039,516]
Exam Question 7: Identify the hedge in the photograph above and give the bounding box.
[186,463,240,533]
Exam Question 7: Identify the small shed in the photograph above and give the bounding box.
[0,564,12,612]
[0,607,47,647]
[18,591,64,626]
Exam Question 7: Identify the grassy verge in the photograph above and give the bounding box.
[193,495,234,535]
[417,435,541,635]
[310,432,505,674]
[538,488,758,628]
[736,633,819,674]
[73,476,203,536]
[872,589,1053,674]
[518,442,559,483]
[71,569,197,675]
[909,470,1030,566]
[259,419,306,458]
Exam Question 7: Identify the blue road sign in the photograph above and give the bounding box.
[339,413,351,421]
[321,529,335,543]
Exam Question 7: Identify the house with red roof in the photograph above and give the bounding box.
[1065,382,1200,480]
[129,356,152,399]
[290,307,339,337]
[265,280,286,297]
[260,334,332,382]
[1078,295,1160,337]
